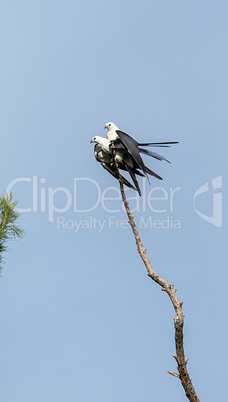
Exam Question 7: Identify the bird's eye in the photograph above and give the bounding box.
[94,137,96,140]
[109,123,111,127]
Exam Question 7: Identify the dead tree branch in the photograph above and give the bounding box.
[112,154,199,401]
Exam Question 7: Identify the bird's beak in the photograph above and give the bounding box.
[90,140,92,143]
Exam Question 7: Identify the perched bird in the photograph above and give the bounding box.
[104,122,178,177]
[90,122,178,196]
[93,143,139,193]
[90,136,163,196]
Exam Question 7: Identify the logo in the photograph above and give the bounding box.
[5,175,222,230]
[193,176,222,227]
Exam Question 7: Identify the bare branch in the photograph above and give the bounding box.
[168,371,180,379]
[112,156,200,401]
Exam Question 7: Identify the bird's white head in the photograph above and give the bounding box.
[90,136,99,144]
[90,136,110,153]
[105,122,119,131]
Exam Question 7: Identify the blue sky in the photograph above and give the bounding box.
[0,1,227,401]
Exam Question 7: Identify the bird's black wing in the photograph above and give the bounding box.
[127,167,145,177]
[94,143,103,159]
[139,141,179,147]
[94,145,137,191]
[115,130,139,146]
[98,162,138,191]
[123,149,163,181]
[124,164,141,196]
[143,165,163,180]
[94,144,111,163]
[115,130,148,177]
[138,147,170,163]
[115,161,145,177]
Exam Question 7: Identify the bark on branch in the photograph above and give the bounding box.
[113,157,200,401]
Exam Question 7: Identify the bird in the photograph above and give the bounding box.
[90,123,178,196]
[104,122,178,178]
[93,143,139,193]
[90,136,163,196]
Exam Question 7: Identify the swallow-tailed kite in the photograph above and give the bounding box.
[104,122,178,177]
[90,136,163,196]
[93,143,138,193]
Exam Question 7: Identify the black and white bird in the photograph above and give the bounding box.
[105,122,178,177]
[90,123,178,196]
[93,143,139,193]
[90,135,163,196]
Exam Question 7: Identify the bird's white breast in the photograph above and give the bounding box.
[107,129,118,142]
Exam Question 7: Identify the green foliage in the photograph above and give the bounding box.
[0,192,24,271]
